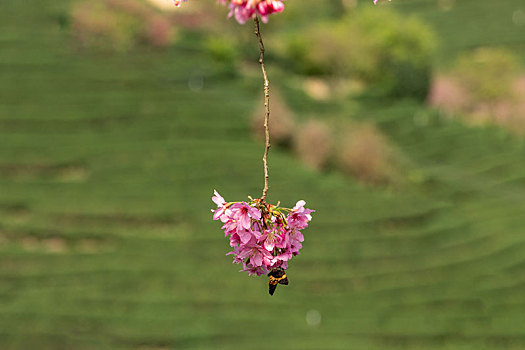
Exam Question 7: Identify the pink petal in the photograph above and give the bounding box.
[239,230,252,244]
[251,252,262,267]
[264,239,274,252]
[212,190,225,206]
[239,214,251,230]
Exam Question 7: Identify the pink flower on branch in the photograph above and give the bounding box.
[183,0,386,295]
[183,0,391,294]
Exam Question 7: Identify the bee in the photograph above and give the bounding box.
[268,267,289,296]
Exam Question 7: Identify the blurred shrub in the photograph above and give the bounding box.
[285,7,437,100]
[286,20,377,78]
[337,122,401,185]
[71,0,175,52]
[358,8,436,99]
[453,48,520,103]
[293,120,333,171]
[430,48,525,135]
[205,36,239,64]
[145,15,174,47]
[72,2,138,51]
[428,75,471,115]
[252,91,295,148]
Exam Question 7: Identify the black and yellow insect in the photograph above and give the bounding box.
[268,267,289,296]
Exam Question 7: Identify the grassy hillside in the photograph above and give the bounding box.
[2,0,525,349]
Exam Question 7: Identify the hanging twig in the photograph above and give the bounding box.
[254,16,270,203]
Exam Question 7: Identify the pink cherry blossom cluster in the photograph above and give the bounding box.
[212,190,313,276]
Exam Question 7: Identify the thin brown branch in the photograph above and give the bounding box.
[254,16,271,203]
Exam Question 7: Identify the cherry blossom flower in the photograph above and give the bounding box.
[230,202,261,230]
[212,189,229,221]
[287,200,314,230]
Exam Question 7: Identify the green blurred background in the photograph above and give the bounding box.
[2,0,525,348]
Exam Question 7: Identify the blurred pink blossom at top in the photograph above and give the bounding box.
[217,0,285,24]
[174,0,387,23]
[172,0,285,24]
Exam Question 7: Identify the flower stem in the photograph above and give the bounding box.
[254,16,270,203]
